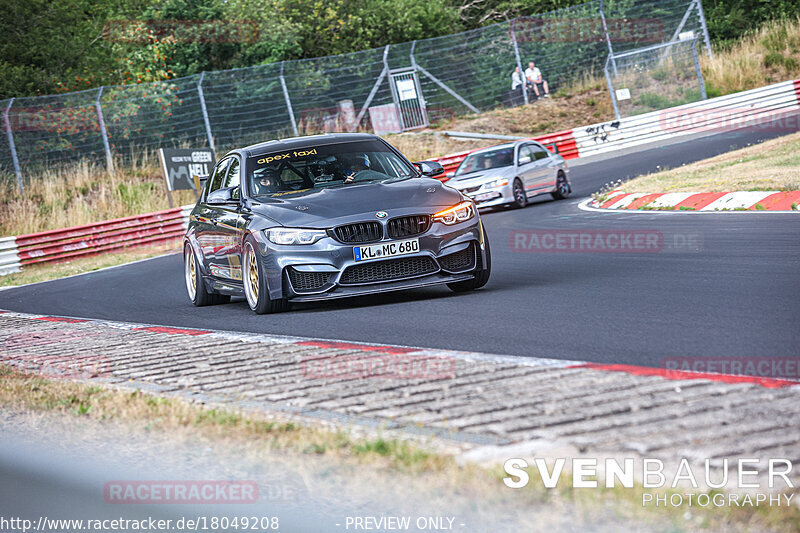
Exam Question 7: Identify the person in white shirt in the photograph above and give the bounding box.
[511,66,524,90]
[510,66,527,105]
[524,61,550,99]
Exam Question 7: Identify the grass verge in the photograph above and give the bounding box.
[0,365,797,532]
[0,241,180,288]
[702,18,800,96]
[608,130,800,194]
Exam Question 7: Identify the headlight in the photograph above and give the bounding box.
[486,178,509,189]
[433,201,475,225]
[265,227,327,245]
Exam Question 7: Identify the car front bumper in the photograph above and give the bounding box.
[253,218,487,302]
[453,184,515,209]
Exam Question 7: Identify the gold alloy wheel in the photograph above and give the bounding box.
[184,246,197,300]
[244,243,259,308]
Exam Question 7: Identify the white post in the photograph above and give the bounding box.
[280,61,299,136]
[197,72,216,153]
[95,86,114,175]
[3,98,23,193]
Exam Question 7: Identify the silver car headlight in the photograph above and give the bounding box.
[433,201,475,225]
[485,178,509,189]
[265,227,327,245]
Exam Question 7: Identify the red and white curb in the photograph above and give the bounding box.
[1,309,797,390]
[580,189,800,213]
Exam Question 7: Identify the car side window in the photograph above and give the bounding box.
[517,146,532,165]
[224,158,241,199]
[208,158,231,194]
[531,144,550,161]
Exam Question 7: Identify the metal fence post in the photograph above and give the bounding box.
[196,72,216,153]
[604,60,621,120]
[692,38,708,100]
[695,0,714,58]
[95,86,114,174]
[280,61,299,137]
[3,98,23,194]
[599,0,618,76]
[355,45,390,126]
[509,20,529,106]
[409,41,430,127]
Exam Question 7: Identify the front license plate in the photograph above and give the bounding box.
[354,238,420,262]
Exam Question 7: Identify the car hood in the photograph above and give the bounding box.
[249,178,463,227]
[448,167,514,189]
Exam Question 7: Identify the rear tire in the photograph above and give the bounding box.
[243,236,290,314]
[551,171,570,200]
[184,243,230,306]
[447,230,491,292]
[511,178,527,209]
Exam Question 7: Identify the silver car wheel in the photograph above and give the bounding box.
[513,179,527,208]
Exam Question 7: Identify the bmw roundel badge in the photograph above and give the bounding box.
[375,211,388,219]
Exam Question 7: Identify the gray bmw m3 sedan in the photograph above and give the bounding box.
[183,133,491,314]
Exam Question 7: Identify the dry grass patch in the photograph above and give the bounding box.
[616,131,800,193]
[0,156,197,237]
[0,365,448,473]
[427,75,614,137]
[703,18,800,95]
[0,241,180,288]
[1,365,798,531]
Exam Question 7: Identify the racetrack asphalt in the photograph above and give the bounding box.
[2,126,799,368]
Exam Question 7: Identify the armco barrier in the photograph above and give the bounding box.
[431,78,800,177]
[0,205,193,276]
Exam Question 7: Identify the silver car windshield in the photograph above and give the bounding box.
[455,147,514,176]
[247,140,416,197]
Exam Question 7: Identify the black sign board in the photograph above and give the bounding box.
[158,148,215,191]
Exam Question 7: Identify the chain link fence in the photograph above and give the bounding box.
[0,0,712,190]
[605,37,707,118]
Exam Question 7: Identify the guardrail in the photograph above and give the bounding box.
[0,205,193,276]
[1,78,798,277]
[431,78,800,177]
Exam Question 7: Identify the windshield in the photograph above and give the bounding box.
[455,146,514,176]
[247,140,416,197]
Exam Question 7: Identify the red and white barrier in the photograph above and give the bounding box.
[589,189,800,211]
[0,205,193,276]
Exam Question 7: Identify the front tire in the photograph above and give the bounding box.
[447,232,491,292]
[243,237,290,314]
[511,178,527,209]
[184,243,230,306]
[551,171,570,200]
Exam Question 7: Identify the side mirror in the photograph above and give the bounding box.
[414,160,444,178]
[518,154,532,165]
[207,186,238,205]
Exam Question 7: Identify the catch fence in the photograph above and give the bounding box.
[0,0,712,191]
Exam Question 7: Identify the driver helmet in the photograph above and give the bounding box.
[348,153,370,170]
[255,168,279,193]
